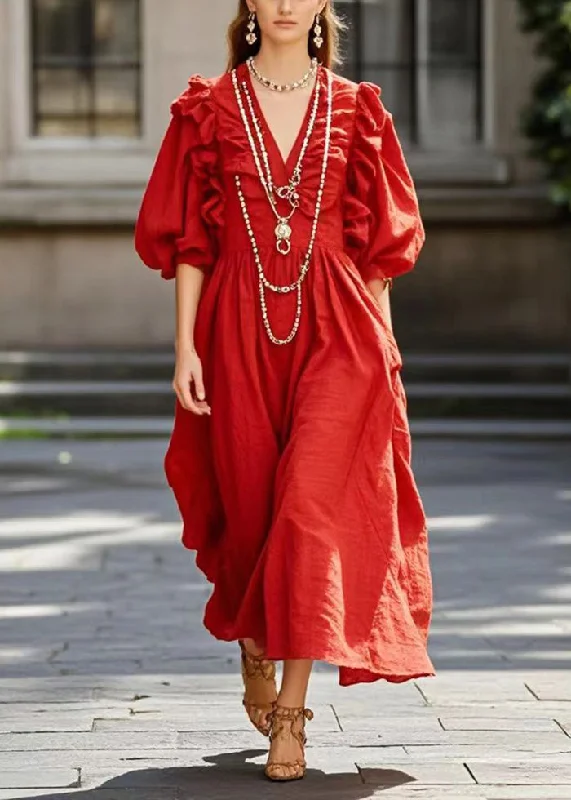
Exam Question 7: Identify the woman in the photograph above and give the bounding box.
[135,0,434,783]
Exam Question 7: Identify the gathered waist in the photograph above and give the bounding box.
[220,221,345,257]
[218,238,348,262]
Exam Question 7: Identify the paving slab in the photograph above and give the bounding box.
[437,716,561,732]
[525,676,571,702]
[415,675,535,705]
[0,730,178,752]
[427,702,571,716]
[484,788,571,799]
[557,720,571,736]
[0,706,133,733]
[357,761,475,785]
[0,770,79,790]
[0,751,230,771]
[0,714,96,733]
[403,745,571,760]
[333,716,442,734]
[399,730,571,749]
[2,439,571,795]
[468,762,571,785]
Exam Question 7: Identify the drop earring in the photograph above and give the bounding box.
[246,11,257,45]
[313,13,323,49]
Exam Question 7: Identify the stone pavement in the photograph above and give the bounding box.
[0,437,570,799]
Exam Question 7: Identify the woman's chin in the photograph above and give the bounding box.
[265,28,307,47]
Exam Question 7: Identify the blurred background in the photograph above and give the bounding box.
[1,6,571,796]
[0,0,569,434]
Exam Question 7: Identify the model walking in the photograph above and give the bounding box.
[135,0,434,782]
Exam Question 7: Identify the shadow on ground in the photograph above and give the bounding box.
[11,751,415,799]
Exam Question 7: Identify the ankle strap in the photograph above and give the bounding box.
[273,705,314,722]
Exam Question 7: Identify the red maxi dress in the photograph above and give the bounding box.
[135,62,435,687]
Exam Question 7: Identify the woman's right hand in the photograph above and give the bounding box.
[173,345,211,416]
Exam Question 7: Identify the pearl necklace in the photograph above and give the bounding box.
[235,71,321,255]
[247,56,318,93]
[232,66,333,346]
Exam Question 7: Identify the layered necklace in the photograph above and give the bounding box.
[231,61,333,346]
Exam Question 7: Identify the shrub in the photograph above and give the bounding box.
[518,0,571,211]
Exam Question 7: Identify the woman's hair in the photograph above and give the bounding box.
[226,1,346,71]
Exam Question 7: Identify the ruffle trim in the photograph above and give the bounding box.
[171,75,225,237]
[343,81,387,262]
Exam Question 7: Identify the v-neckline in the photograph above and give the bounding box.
[241,61,321,177]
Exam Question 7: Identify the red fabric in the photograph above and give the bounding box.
[135,76,223,278]
[135,64,434,686]
[344,82,425,283]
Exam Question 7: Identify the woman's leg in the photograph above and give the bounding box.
[278,658,313,706]
[240,637,277,734]
[242,637,264,656]
[266,658,314,779]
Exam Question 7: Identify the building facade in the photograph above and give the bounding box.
[0,0,568,351]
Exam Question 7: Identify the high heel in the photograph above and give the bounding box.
[264,704,314,781]
[239,639,277,736]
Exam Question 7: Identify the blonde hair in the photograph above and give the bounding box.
[226,1,346,71]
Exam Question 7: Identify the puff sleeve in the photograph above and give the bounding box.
[134,76,223,279]
[344,82,425,284]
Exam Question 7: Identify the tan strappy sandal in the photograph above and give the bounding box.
[264,704,314,782]
[239,639,277,736]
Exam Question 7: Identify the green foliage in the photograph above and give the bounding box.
[518,0,571,211]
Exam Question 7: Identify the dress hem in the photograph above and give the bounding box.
[202,617,435,687]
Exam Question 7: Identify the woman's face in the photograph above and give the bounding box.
[246,0,327,48]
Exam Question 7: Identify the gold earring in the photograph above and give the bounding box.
[246,11,257,45]
[313,13,323,48]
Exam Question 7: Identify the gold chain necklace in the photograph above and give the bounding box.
[231,67,333,345]
[237,74,320,254]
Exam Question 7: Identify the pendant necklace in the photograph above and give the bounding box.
[231,65,333,345]
[235,67,320,255]
[240,80,320,254]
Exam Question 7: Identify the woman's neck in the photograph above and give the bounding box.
[253,42,313,86]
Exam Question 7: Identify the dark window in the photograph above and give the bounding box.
[336,0,483,149]
[30,0,142,138]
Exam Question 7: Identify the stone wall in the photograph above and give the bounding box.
[1,219,569,351]
[0,229,174,348]
[392,222,571,352]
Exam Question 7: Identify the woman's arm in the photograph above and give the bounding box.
[173,263,210,416]
[366,277,393,333]
[175,263,204,350]
[344,83,424,298]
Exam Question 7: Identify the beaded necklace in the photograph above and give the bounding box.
[231,65,333,346]
[247,56,318,93]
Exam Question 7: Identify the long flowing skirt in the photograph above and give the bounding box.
[165,243,434,686]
